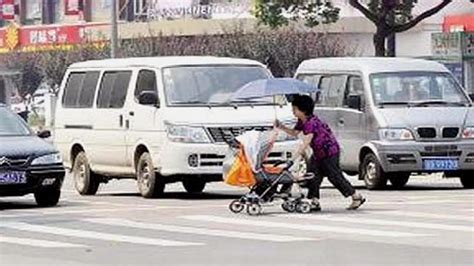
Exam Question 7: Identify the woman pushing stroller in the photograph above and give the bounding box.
[275,95,366,212]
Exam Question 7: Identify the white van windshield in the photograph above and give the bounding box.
[371,72,470,107]
[162,65,284,106]
[0,107,32,136]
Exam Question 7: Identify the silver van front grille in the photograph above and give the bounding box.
[417,127,437,139]
[442,127,459,139]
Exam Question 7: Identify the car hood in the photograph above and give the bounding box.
[0,136,57,158]
[377,107,473,128]
[163,105,294,126]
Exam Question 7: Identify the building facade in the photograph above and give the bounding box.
[0,0,473,92]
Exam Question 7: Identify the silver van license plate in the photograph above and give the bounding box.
[0,171,27,184]
[423,159,459,171]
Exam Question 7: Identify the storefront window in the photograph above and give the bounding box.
[24,0,43,25]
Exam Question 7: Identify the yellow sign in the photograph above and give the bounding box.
[5,23,20,50]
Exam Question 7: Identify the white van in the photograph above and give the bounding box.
[55,57,298,198]
[295,57,474,189]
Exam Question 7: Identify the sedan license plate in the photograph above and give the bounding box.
[423,159,459,171]
[0,171,27,184]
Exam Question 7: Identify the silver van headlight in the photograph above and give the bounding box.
[166,124,211,143]
[379,128,414,141]
[462,127,474,139]
[31,153,63,165]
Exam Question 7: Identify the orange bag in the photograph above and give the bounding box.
[224,148,256,187]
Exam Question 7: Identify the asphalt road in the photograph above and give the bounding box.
[1,174,473,266]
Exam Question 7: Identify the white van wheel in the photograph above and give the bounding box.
[360,153,387,190]
[73,152,100,195]
[136,153,165,198]
[182,180,206,194]
[389,173,410,189]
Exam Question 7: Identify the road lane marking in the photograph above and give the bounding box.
[84,218,316,242]
[0,222,202,247]
[380,211,474,223]
[0,235,86,248]
[181,215,427,238]
[283,215,474,232]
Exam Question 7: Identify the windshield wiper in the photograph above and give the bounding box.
[412,101,468,107]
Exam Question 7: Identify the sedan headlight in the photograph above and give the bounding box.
[166,124,211,143]
[379,128,414,141]
[31,153,63,165]
[462,127,474,139]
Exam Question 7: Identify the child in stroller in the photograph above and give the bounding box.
[223,129,315,216]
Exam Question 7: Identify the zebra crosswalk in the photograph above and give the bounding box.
[1,210,473,250]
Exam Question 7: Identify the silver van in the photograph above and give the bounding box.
[295,58,474,189]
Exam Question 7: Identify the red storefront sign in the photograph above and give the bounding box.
[0,0,16,20]
[0,23,107,52]
[21,25,83,46]
[65,0,82,15]
[443,14,474,32]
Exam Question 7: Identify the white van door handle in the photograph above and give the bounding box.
[119,115,124,127]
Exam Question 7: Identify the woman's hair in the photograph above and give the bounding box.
[291,94,314,116]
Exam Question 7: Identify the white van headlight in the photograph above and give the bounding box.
[31,153,63,165]
[379,128,414,141]
[166,124,211,143]
[275,120,298,142]
[462,127,474,139]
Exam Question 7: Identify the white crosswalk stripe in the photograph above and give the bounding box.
[84,218,317,242]
[281,214,474,232]
[181,215,430,237]
[380,210,474,223]
[0,222,202,247]
[0,235,86,248]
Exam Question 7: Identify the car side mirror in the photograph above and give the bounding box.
[37,130,51,139]
[138,91,160,107]
[347,95,362,110]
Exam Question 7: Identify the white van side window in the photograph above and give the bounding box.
[319,75,346,107]
[135,70,158,101]
[343,76,364,107]
[62,71,100,108]
[97,71,132,109]
[297,74,321,102]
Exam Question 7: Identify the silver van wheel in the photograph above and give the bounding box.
[136,153,165,198]
[361,153,387,190]
[73,152,100,195]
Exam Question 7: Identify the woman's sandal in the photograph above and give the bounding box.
[347,197,366,210]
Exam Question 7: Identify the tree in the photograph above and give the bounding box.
[251,0,453,56]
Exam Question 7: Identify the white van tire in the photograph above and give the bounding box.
[182,180,206,194]
[73,152,100,195]
[360,153,387,190]
[136,153,165,198]
[460,172,474,189]
[389,173,410,189]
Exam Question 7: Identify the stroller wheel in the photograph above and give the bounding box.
[247,203,262,216]
[229,199,245,213]
[281,201,296,213]
[296,202,311,214]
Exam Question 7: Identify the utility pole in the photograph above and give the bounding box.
[110,0,119,58]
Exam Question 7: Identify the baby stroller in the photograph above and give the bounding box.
[223,130,315,216]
